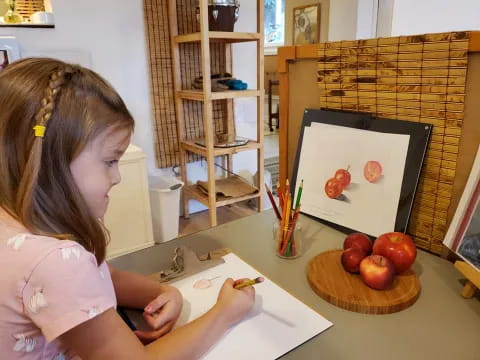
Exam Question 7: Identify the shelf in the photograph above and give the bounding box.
[168,0,264,227]
[176,89,261,101]
[0,24,54,28]
[184,184,260,207]
[174,31,261,44]
[182,139,261,156]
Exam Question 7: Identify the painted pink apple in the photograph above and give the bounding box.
[359,255,395,290]
[364,161,383,183]
[341,247,367,273]
[343,232,373,255]
[325,177,344,199]
[334,168,351,187]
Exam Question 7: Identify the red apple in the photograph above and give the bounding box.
[341,247,367,273]
[359,255,395,290]
[324,177,344,199]
[334,168,351,187]
[343,232,372,254]
[364,161,383,183]
[373,232,417,274]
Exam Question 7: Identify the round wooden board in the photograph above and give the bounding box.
[307,250,421,314]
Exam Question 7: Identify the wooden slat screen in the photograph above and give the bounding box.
[316,31,470,254]
[15,0,45,19]
[144,0,229,168]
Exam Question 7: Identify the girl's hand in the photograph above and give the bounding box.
[215,278,255,326]
[134,285,183,344]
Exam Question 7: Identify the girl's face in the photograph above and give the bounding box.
[70,127,131,219]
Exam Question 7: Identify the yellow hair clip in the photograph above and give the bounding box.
[33,125,46,137]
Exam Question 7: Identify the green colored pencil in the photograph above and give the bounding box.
[295,179,304,210]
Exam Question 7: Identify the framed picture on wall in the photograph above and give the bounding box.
[444,146,480,271]
[0,36,20,71]
[293,4,320,45]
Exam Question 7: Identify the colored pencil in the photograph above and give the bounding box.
[265,184,281,220]
[282,206,301,255]
[281,194,292,252]
[234,277,265,289]
[295,179,304,210]
[278,191,288,252]
[285,179,290,203]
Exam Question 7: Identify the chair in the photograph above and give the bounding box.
[268,79,279,132]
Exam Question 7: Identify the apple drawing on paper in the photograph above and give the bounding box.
[364,161,383,183]
[343,232,372,255]
[324,177,344,199]
[341,247,367,273]
[373,232,417,274]
[359,255,395,290]
[334,168,351,187]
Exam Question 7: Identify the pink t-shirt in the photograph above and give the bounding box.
[0,210,117,359]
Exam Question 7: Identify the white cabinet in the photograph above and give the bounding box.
[104,144,154,259]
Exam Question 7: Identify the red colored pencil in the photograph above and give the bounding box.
[265,183,281,220]
[277,191,289,252]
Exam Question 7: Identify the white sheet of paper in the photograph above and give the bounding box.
[171,253,333,360]
[295,124,410,237]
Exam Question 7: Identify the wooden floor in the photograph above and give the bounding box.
[179,201,258,237]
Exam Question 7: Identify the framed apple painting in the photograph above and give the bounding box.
[291,109,431,238]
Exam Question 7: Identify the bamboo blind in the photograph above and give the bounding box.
[317,31,470,254]
[15,0,45,19]
[144,0,229,168]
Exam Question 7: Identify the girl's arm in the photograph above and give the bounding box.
[60,278,254,360]
[108,264,177,309]
[108,264,183,342]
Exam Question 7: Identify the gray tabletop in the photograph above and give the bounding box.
[110,211,480,360]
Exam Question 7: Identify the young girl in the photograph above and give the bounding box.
[0,58,255,359]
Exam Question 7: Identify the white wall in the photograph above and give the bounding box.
[376,0,394,37]
[0,0,156,175]
[231,0,258,180]
[391,0,480,35]
[356,0,377,39]
[328,0,358,41]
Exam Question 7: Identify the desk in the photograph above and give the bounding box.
[110,211,480,360]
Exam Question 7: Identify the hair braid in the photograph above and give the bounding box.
[35,67,75,127]
[15,66,74,224]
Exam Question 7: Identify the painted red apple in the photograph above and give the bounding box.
[372,232,417,274]
[343,232,372,254]
[341,247,367,273]
[334,168,351,187]
[359,255,395,290]
[324,177,344,199]
[364,161,383,183]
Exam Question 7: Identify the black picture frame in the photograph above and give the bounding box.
[290,108,432,236]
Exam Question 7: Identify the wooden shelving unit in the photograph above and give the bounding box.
[168,0,264,227]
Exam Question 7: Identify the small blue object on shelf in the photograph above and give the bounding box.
[226,79,247,90]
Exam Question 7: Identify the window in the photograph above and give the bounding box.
[264,0,285,54]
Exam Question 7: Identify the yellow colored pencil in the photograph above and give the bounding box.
[282,194,292,251]
[234,277,265,289]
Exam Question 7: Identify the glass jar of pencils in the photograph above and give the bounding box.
[273,218,303,259]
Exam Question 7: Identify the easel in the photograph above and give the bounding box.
[455,261,480,298]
